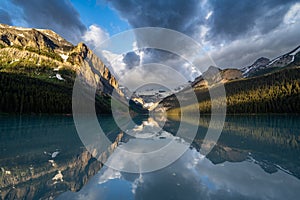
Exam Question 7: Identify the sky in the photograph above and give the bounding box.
[0,0,299,82]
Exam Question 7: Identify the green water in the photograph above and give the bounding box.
[0,115,300,199]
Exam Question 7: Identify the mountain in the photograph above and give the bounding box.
[157,45,300,114]
[191,66,243,88]
[241,57,270,77]
[0,23,123,114]
[242,45,300,77]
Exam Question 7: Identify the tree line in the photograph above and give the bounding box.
[163,66,300,114]
[0,72,112,114]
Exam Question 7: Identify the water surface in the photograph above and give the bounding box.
[0,115,300,199]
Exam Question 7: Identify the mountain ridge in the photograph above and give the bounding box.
[0,23,123,114]
[188,44,300,90]
[241,45,300,77]
[157,45,300,114]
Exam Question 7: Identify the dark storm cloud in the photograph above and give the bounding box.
[107,0,206,37]
[107,0,300,72]
[108,0,298,43]
[123,51,140,69]
[0,9,13,25]
[104,0,208,80]
[207,0,298,43]
[208,21,300,68]
[11,0,86,44]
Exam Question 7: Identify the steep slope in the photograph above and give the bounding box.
[157,45,300,114]
[242,45,300,77]
[191,66,243,89]
[159,66,300,114]
[0,23,122,114]
[241,57,270,77]
[0,24,73,53]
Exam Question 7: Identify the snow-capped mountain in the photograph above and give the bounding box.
[241,57,270,77]
[242,45,300,77]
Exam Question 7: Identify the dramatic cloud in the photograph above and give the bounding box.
[11,0,86,44]
[98,0,210,82]
[122,51,140,69]
[107,0,207,38]
[107,0,300,72]
[107,0,298,42]
[0,9,13,25]
[100,47,201,89]
[207,2,300,68]
[3,0,297,80]
[207,0,298,43]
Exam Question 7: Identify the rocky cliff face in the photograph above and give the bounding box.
[0,23,122,97]
[191,66,243,89]
[0,24,73,52]
[69,42,121,94]
[0,23,124,114]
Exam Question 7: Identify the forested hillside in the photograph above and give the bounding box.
[0,72,112,114]
[0,24,121,114]
[160,66,300,114]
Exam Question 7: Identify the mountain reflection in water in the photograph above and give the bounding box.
[0,115,300,199]
[59,115,300,200]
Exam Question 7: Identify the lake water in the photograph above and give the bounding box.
[0,114,300,199]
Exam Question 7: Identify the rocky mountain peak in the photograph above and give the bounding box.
[202,66,222,84]
[206,65,221,73]
[254,57,270,65]
[241,57,270,77]
[0,23,73,53]
[191,66,242,89]
[241,45,299,78]
[73,42,89,59]
[0,23,123,98]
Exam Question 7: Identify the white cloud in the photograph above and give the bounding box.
[99,41,197,89]
[98,168,122,184]
[99,50,127,79]
[87,1,300,83]
[284,3,300,25]
[82,24,109,50]
[205,11,213,20]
